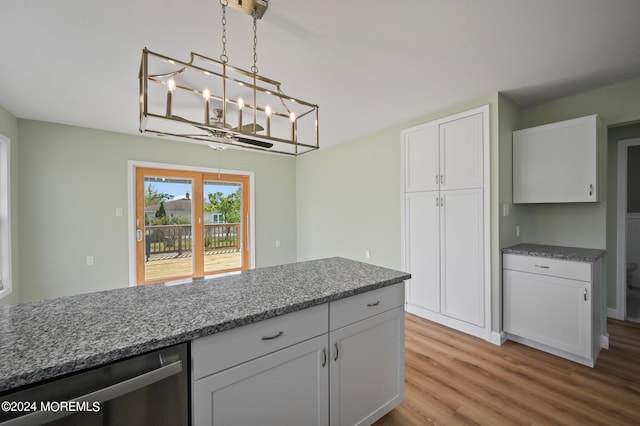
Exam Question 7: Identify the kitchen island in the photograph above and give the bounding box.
[0,257,409,424]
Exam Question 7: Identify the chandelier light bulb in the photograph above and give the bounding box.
[289,112,296,122]
[203,88,211,124]
[237,98,244,129]
[265,105,272,136]
[167,78,176,92]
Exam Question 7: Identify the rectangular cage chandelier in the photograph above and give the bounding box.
[138,0,319,156]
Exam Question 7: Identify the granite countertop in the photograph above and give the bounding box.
[0,257,410,393]
[502,243,605,263]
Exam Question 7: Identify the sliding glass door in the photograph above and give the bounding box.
[136,167,250,285]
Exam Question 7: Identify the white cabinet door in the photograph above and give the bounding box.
[330,307,404,426]
[513,114,598,203]
[503,270,591,358]
[440,189,484,326]
[439,113,483,191]
[405,192,440,314]
[192,335,329,426]
[403,124,439,192]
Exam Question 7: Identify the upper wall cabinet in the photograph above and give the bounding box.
[404,113,484,192]
[513,114,599,204]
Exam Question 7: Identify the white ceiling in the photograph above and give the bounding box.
[2,0,640,149]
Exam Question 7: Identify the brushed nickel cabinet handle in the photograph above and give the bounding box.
[322,347,327,367]
[334,343,339,361]
[534,264,550,269]
[261,331,284,340]
[584,289,588,301]
[589,184,594,196]
[367,301,380,307]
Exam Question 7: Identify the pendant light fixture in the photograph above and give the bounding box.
[139,0,319,155]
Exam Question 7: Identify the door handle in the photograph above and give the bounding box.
[136,229,143,242]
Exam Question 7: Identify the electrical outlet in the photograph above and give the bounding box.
[115,208,123,217]
[86,256,94,266]
[275,240,281,248]
[365,249,371,259]
[516,225,520,238]
[503,204,510,217]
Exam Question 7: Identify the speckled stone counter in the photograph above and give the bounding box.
[0,257,410,393]
[502,243,605,263]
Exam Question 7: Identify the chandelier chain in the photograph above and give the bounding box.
[251,10,258,74]
[220,0,229,63]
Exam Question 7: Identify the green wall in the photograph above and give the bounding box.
[518,78,640,311]
[17,120,297,302]
[0,106,20,305]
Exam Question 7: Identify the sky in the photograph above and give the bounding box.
[146,178,240,200]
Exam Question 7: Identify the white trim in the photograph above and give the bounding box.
[600,333,609,350]
[0,134,11,299]
[400,104,492,342]
[616,138,640,320]
[127,160,256,287]
[607,307,619,319]
[491,331,507,346]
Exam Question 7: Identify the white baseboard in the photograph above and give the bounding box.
[600,334,609,349]
[490,331,507,346]
[406,304,496,345]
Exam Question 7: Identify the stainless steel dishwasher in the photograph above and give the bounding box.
[0,343,188,426]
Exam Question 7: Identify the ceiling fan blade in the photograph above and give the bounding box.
[235,137,273,149]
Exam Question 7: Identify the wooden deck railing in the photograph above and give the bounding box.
[145,224,240,260]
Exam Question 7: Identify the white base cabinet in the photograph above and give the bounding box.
[193,335,328,426]
[191,283,405,425]
[503,254,602,367]
[330,307,404,426]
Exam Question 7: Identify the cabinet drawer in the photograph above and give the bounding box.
[503,254,591,282]
[330,283,405,331]
[192,304,328,380]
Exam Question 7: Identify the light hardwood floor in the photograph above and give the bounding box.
[375,313,640,426]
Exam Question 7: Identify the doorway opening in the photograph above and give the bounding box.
[617,138,640,322]
[130,162,254,285]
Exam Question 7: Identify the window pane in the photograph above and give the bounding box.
[143,176,194,281]
[203,180,243,273]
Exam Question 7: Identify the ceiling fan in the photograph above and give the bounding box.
[184,109,272,149]
[171,108,273,149]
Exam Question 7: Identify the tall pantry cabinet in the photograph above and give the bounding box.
[401,105,490,340]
